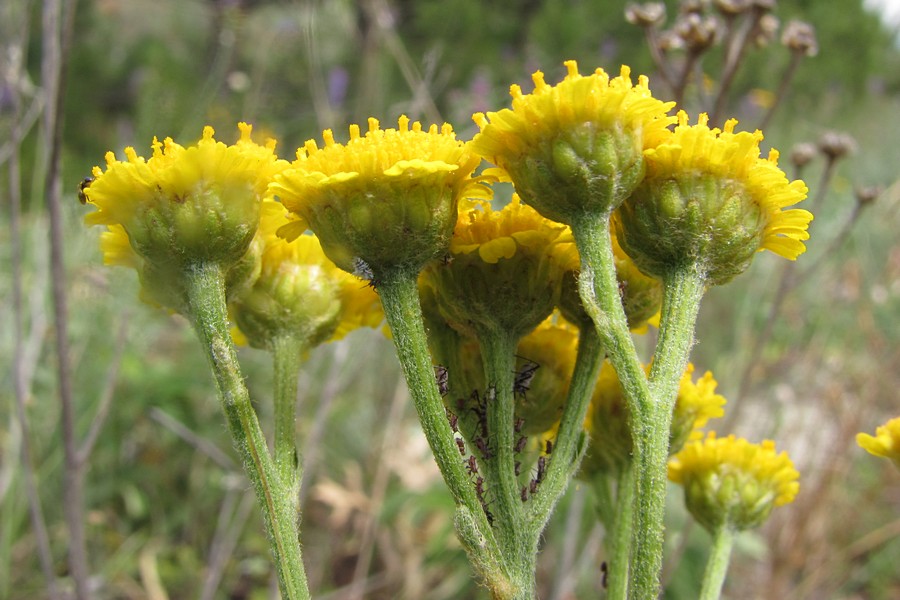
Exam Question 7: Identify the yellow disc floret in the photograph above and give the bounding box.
[669,432,800,532]
[229,201,383,350]
[472,61,675,223]
[84,123,286,311]
[269,116,488,277]
[616,111,813,284]
[421,195,577,340]
[668,365,727,454]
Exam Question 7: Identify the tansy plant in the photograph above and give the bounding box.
[472,60,810,598]
[83,60,811,599]
[84,125,378,600]
[669,434,800,600]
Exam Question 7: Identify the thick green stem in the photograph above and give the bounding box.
[630,264,706,599]
[527,326,604,531]
[185,262,309,600]
[478,331,526,552]
[570,213,652,597]
[699,526,735,600]
[375,268,507,589]
[272,334,306,498]
[606,464,635,600]
[570,213,652,421]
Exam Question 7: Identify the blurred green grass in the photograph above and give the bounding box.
[3,0,900,598]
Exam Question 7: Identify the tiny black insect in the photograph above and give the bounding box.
[513,357,540,398]
[434,365,449,396]
[514,461,521,476]
[514,417,525,433]
[466,455,479,475]
[545,440,554,455]
[77,177,93,204]
[484,509,494,526]
[352,257,378,289]
[447,411,459,433]
[514,435,528,454]
[474,476,486,499]
[601,561,608,589]
[529,478,538,495]
[456,438,466,456]
[536,456,547,483]
[520,486,528,502]
[474,436,492,460]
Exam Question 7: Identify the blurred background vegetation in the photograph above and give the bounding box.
[2,0,900,598]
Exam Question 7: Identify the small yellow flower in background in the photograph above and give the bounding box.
[229,201,383,351]
[471,60,675,224]
[857,416,900,470]
[513,317,579,435]
[582,362,726,477]
[669,365,727,454]
[84,124,285,311]
[669,432,799,532]
[420,194,577,340]
[615,111,813,284]
[270,116,489,278]
[582,360,635,476]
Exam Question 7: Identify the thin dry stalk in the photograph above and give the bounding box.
[756,51,803,131]
[709,7,764,125]
[149,407,237,471]
[200,487,256,600]
[42,0,88,596]
[8,43,59,599]
[77,316,129,465]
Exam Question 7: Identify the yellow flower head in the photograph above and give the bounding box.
[421,195,577,339]
[582,361,725,477]
[84,124,284,311]
[857,416,900,470]
[86,123,284,267]
[230,201,382,350]
[669,365,727,454]
[669,432,800,532]
[472,61,675,223]
[269,116,488,277]
[615,111,813,284]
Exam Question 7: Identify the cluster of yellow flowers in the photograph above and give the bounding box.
[83,60,815,534]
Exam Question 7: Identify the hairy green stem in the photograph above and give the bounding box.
[478,331,526,552]
[185,261,309,600]
[570,213,653,595]
[570,214,652,421]
[699,526,735,600]
[606,464,635,600]
[375,268,507,590]
[631,264,706,599]
[272,334,305,499]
